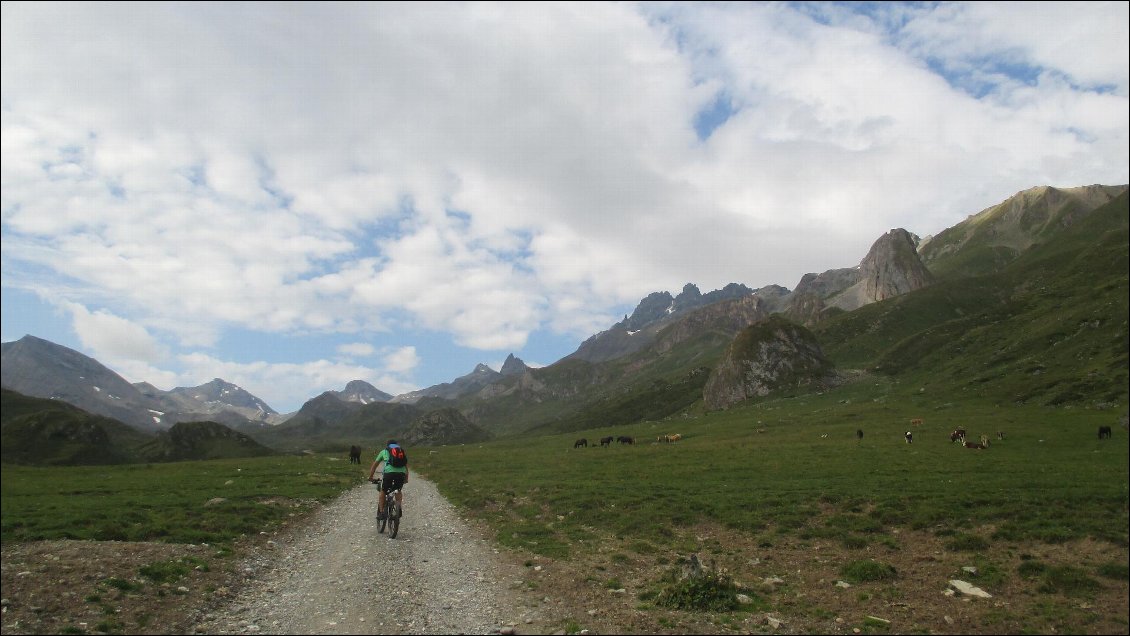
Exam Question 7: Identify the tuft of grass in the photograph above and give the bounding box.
[945,533,991,552]
[103,577,142,593]
[1097,562,1129,580]
[840,560,898,583]
[655,567,740,612]
[1038,565,1102,596]
[139,556,208,584]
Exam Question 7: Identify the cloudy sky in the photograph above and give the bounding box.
[2,2,1127,413]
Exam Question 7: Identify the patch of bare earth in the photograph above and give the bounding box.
[3,519,1127,635]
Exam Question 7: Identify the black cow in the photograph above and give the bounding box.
[600,436,614,447]
[904,431,913,444]
[349,445,362,464]
[856,429,863,441]
[574,438,588,448]
[1098,425,1113,439]
[617,435,634,445]
[950,428,967,443]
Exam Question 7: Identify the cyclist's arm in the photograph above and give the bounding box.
[367,458,380,481]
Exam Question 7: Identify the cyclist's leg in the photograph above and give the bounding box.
[377,489,387,518]
[386,473,406,516]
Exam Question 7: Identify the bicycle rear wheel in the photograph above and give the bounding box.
[387,499,400,538]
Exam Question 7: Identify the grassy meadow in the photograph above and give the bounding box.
[1,454,367,546]
[417,376,1129,559]
[3,375,1126,555]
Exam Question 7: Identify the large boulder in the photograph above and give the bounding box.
[703,316,840,410]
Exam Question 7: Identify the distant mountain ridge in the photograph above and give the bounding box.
[2,182,1124,454]
[1,336,281,432]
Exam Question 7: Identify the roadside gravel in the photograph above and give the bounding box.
[192,476,549,635]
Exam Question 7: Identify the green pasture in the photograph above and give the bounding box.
[416,380,1129,559]
[1,454,366,545]
[3,377,1126,563]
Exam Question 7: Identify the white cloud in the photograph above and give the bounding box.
[3,2,1127,404]
[382,346,421,375]
[337,342,376,358]
[62,301,167,364]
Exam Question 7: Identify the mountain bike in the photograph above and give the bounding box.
[371,478,402,539]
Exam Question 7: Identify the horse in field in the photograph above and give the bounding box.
[349,445,362,464]
[1099,425,1113,439]
[600,436,614,447]
[574,438,588,448]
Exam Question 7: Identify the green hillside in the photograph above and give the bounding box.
[0,389,153,465]
[816,191,1129,408]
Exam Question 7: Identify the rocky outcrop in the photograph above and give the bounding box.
[400,407,491,446]
[826,229,934,311]
[782,228,934,323]
[703,316,839,410]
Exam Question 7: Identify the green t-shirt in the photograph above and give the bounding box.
[375,448,408,474]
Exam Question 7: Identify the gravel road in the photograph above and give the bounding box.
[193,475,547,635]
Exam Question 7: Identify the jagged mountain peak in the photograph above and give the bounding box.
[501,354,530,376]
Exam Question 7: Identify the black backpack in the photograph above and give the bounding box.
[387,445,407,468]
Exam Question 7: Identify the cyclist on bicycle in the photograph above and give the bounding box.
[367,439,408,520]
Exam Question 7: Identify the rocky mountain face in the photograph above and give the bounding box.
[827,228,936,311]
[2,335,163,431]
[392,363,503,404]
[568,283,758,363]
[333,380,392,404]
[781,228,934,324]
[400,407,491,446]
[703,316,840,411]
[1,335,277,432]
[918,184,1129,278]
[136,378,280,426]
[500,354,530,376]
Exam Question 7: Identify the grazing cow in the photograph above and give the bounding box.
[349,445,362,464]
[666,433,682,443]
[856,429,864,441]
[964,441,987,450]
[574,438,588,448]
[905,431,913,444]
[820,433,828,439]
[600,436,614,447]
[950,428,967,443]
[997,431,1005,440]
[910,418,923,426]
[1098,425,1113,439]
[979,434,990,447]
[617,435,634,445]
